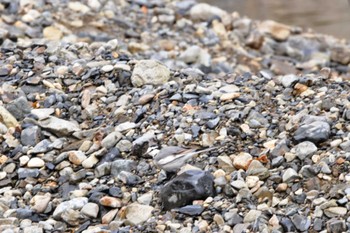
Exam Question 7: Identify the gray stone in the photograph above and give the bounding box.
[53,197,88,219]
[291,214,311,232]
[247,110,269,128]
[21,126,42,146]
[111,159,136,177]
[294,121,330,144]
[177,205,204,216]
[116,139,133,152]
[18,168,40,179]
[117,171,142,185]
[131,60,170,87]
[95,162,111,178]
[38,116,80,136]
[294,141,317,160]
[206,117,220,129]
[31,139,51,153]
[160,170,214,210]
[101,131,122,149]
[327,219,347,233]
[6,96,31,120]
[282,168,299,183]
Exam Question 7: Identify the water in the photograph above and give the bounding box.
[201,0,350,40]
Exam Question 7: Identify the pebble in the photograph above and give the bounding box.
[30,193,51,213]
[0,106,19,128]
[68,151,87,166]
[177,205,204,216]
[125,203,154,226]
[294,120,331,144]
[21,126,42,146]
[232,153,252,170]
[131,60,170,87]
[27,157,45,168]
[294,141,318,160]
[282,168,299,183]
[38,117,80,136]
[81,203,99,218]
[243,210,261,223]
[324,207,347,218]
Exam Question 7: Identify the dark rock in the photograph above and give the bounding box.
[88,192,105,204]
[294,121,331,144]
[109,187,123,198]
[76,221,91,233]
[280,217,296,232]
[21,126,42,146]
[271,156,284,167]
[160,170,214,210]
[16,208,33,219]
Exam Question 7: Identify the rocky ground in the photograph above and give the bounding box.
[1,0,350,232]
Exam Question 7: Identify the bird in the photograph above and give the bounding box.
[153,146,217,172]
